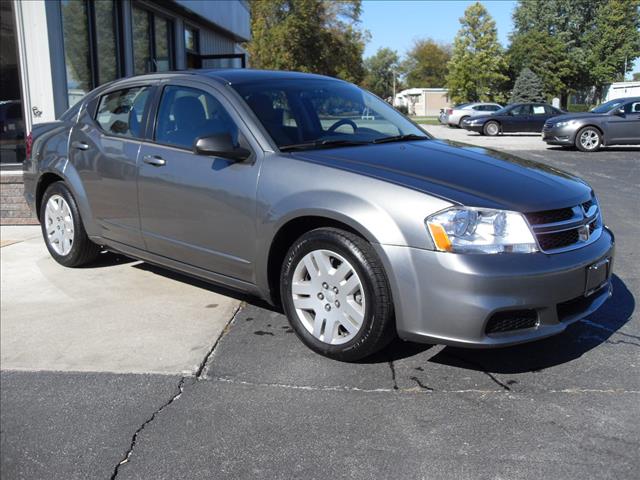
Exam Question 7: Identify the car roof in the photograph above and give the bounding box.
[110,69,344,87]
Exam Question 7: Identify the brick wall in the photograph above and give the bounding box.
[0,173,38,225]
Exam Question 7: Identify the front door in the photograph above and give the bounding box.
[69,84,154,248]
[504,104,531,132]
[606,100,640,145]
[137,81,260,282]
[530,105,554,132]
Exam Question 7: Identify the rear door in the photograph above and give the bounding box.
[136,79,261,282]
[69,82,155,248]
[606,101,640,145]
[530,104,552,132]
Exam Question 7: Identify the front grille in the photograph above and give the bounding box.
[537,229,579,250]
[525,207,574,225]
[525,198,601,253]
[486,310,538,334]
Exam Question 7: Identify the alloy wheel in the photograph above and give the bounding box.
[45,194,74,256]
[290,249,366,345]
[486,122,499,136]
[579,129,600,150]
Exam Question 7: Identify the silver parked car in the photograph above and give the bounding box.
[543,97,640,151]
[446,102,503,127]
[24,70,614,361]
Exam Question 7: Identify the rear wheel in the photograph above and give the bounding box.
[40,182,101,267]
[483,121,500,136]
[575,126,602,152]
[280,228,395,361]
[458,116,470,127]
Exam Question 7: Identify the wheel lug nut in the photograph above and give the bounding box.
[322,282,329,289]
[317,293,324,300]
[332,287,339,294]
[335,300,340,308]
[324,304,331,311]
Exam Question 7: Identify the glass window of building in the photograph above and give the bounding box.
[94,0,119,85]
[133,7,174,74]
[132,7,151,75]
[185,25,200,69]
[0,0,26,165]
[61,0,121,107]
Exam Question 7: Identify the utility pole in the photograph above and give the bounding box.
[391,69,396,105]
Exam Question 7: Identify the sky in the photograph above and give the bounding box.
[360,0,640,75]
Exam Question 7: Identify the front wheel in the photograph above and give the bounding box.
[280,228,395,361]
[40,182,101,267]
[483,121,500,136]
[575,127,602,152]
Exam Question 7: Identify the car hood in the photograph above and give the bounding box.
[291,140,591,212]
[547,112,606,122]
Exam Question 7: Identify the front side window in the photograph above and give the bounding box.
[511,105,531,116]
[95,86,151,138]
[487,105,501,111]
[155,86,238,150]
[233,79,427,149]
[624,101,640,114]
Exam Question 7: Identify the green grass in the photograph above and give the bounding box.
[410,116,440,125]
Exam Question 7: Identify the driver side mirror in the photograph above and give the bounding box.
[194,133,251,162]
[614,107,625,117]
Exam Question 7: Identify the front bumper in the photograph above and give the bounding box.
[374,227,615,348]
[461,122,483,132]
[542,125,577,145]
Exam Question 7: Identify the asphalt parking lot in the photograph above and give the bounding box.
[1,135,639,479]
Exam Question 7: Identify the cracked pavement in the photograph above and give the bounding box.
[1,147,639,479]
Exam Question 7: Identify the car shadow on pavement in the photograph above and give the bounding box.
[132,261,279,312]
[429,274,635,374]
[546,146,640,152]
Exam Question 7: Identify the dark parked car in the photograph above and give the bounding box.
[23,70,614,361]
[462,103,564,136]
[543,97,640,151]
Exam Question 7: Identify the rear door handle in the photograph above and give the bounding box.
[143,155,166,167]
[71,141,89,151]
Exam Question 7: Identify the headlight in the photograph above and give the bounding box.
[554,120,577,128]
[425,207,538,254]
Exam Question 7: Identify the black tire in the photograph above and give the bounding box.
[575,126,602,152]
[280,228,395,361]
[483,120,500,136]
[458,116,469,127]
[40,181,101,267]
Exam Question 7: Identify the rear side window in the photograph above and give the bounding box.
[532,105,547,115]
[95,87,151,138]
[486,105,501,111]
[155,86,238,150]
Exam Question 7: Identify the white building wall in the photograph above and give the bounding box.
[13,0,56,130]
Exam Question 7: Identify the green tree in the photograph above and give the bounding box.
[402,39,451,88]
[507,30,573,100]
[445,2,508,103]
[587,0,640,99]
[246,0,368,83]
[362,48,400,99]
[509,67,545,103]
[634,72,640,81]
[511,0,600,106]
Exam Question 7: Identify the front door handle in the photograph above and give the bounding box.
[71,141,89,151]
[143,155,166,167]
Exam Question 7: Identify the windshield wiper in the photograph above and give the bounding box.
[280,139,372,152]
[373,134,430,144]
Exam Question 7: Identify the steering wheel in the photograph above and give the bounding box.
[327,118,358,133]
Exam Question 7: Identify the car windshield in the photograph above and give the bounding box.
[232,79,429,150]
[591,99,627,113]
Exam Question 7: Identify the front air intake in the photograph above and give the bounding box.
[485,310,539,334]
